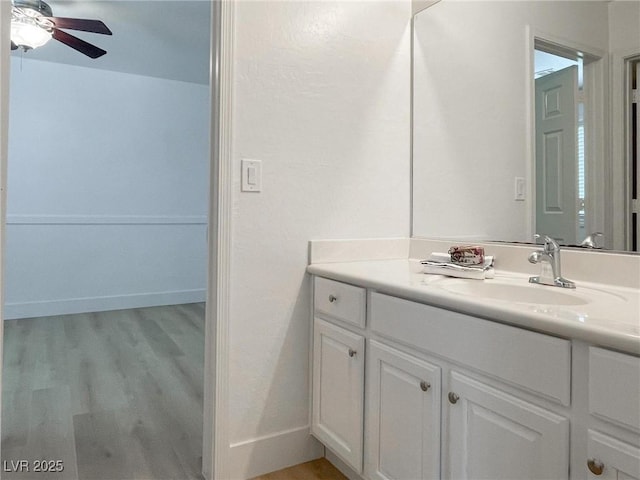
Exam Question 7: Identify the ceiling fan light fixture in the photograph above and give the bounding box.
[10,0,111,58]
[11,20,52,50]
[11,1,54,50]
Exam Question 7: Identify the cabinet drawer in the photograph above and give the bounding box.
[589,347,640,431]
[314,277,366,328]
[370,292,571,405]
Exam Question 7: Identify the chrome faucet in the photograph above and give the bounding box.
[580,232,603,249]
[528,234,576,289]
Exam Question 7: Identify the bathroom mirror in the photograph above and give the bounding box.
[412,0,639,252]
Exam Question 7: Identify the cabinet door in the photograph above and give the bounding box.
[448,372,569,480]
[587,430,640,479]
[312,318,365,473]
[365,340,441,480]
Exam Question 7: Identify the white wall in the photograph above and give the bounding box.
[609,1,640,53]
[227,1,411,477]
[412,1,609,242]
[5,58,209,319]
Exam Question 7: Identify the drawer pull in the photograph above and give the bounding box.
[348,348,357,357]
[420,381,430,392]
[587,459,604,476]
[448,392,459,404]
[328,294,338,303]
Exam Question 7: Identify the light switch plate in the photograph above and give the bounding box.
[514,177,525,201]
[241,159,262,192]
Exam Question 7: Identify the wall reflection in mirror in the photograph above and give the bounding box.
[411,0,639,252]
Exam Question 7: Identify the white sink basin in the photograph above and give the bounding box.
[431,277,625,306]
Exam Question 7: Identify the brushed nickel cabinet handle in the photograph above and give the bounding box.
[448,392,459,404]
[328,294,338,303]
[348,348,357,357]
[420,381,430,392]
[587,459,604,476]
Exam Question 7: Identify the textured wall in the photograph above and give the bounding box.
[5,58,209,318]
[228,1,411,476]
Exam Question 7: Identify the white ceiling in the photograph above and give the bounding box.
[10,0,212,85]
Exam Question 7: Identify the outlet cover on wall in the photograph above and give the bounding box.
[241,159,262,192]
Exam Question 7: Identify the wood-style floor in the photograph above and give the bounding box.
[251,459,347,480]
[1,303,205,480]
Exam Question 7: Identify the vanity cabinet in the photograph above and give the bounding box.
[364,340,441,480]
[310,276,639,480]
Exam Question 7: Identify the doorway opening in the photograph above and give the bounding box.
[533,38,603,247]
[1,1,214,478]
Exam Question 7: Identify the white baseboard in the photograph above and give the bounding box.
[325,449,365,480]
[227,425,324,479]
[3,289,206,320]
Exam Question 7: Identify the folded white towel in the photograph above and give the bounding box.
[423,263,495,280]
[421,251,496,280]
[428,252,495,268]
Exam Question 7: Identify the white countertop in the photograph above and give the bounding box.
[307,259,640,355]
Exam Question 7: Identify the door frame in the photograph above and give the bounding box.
[0,1,233,478]
[610,51,640,251]
[0,2,12,473]
[203,0,234,478]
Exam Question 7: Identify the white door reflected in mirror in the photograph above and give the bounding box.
[534,47,582,246]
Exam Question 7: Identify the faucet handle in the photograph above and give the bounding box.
[534,233,560,252]
[581,232,603,248]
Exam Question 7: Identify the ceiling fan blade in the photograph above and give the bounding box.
[48,17,112,35]
[52,29,107,59]
[11,41,18,51]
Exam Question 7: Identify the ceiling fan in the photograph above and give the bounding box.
[10,0,112,59]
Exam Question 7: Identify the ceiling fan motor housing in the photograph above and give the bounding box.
[13,0,53,17]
